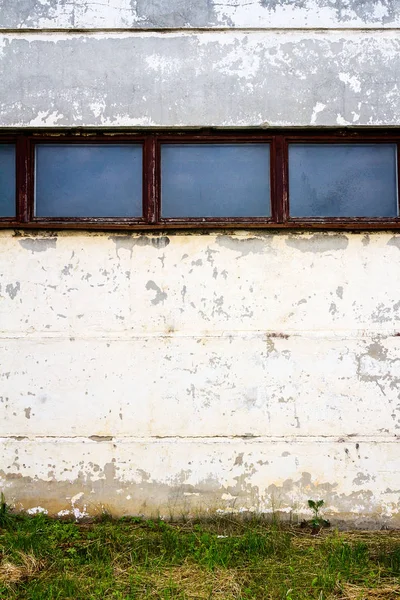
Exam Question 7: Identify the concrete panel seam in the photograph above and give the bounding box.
[2,27,400,34]
[1,436,398,443]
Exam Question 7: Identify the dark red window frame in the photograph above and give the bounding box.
[2,129,400,230]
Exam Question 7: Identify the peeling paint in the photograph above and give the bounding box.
[5,282,20,299]
[19,238,57,253]
[110,235,170,258]
[1,0,400,29]
[146,280,168,305]
[216,236,275,257]
[1,33,400,127]
[285,234,349,253]
[1,230,400,523]
[387,236,400,251]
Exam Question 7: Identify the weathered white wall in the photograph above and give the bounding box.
[1,1,400,524]
[1,0,400,29]
[1,231,400,524]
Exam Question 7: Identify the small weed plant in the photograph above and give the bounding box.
[0,493,13,528]
[306,499,331,533]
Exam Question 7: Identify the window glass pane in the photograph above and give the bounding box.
[289,144,398,218]
[0,144,16,217]
[35,144,143,217]
[161,144,270,218]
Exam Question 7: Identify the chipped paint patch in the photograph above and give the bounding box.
[339,72,362,93]
[285,233,349,253]
[5,282,20,300]
[110,235,170,258]
[216,236,275,257]
[19,238,57,253]
[310,102,326,125]
[26,506,48,515]
[146,280,168,305]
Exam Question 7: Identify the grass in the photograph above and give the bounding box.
[0,513,400,599]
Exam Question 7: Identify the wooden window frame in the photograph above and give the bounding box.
[1,129,400,231]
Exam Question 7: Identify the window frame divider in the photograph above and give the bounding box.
[272,135,285,223]
[397,142,400,218]
[143,134,157,224]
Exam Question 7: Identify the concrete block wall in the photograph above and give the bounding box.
[0,1,399,525]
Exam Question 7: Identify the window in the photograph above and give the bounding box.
[288,143,397,218]
[35,144,143,218]
[0,131,399,229]
[0,144,16,218]
[161,143,270,218]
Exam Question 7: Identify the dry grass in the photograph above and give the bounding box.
[0,553,44,584]
[119,563,245,599]
[339,582,400,599]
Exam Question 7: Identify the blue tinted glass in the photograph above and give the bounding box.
[35,144,142,217]
[161,144,270,217]
[289,144,398,217]
[0,145,16,217]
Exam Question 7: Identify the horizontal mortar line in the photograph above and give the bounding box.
[0,329,398,341]
[1,435,398,442]
[1,27,400,35]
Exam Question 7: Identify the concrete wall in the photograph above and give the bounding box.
[1,0,400,29]
[1,31,400,127]
[1,1,400,525]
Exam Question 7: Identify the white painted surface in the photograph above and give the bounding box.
[1,437,399,525]
[1,231,400,523]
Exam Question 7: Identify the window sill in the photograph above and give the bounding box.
[2,219,400,232]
